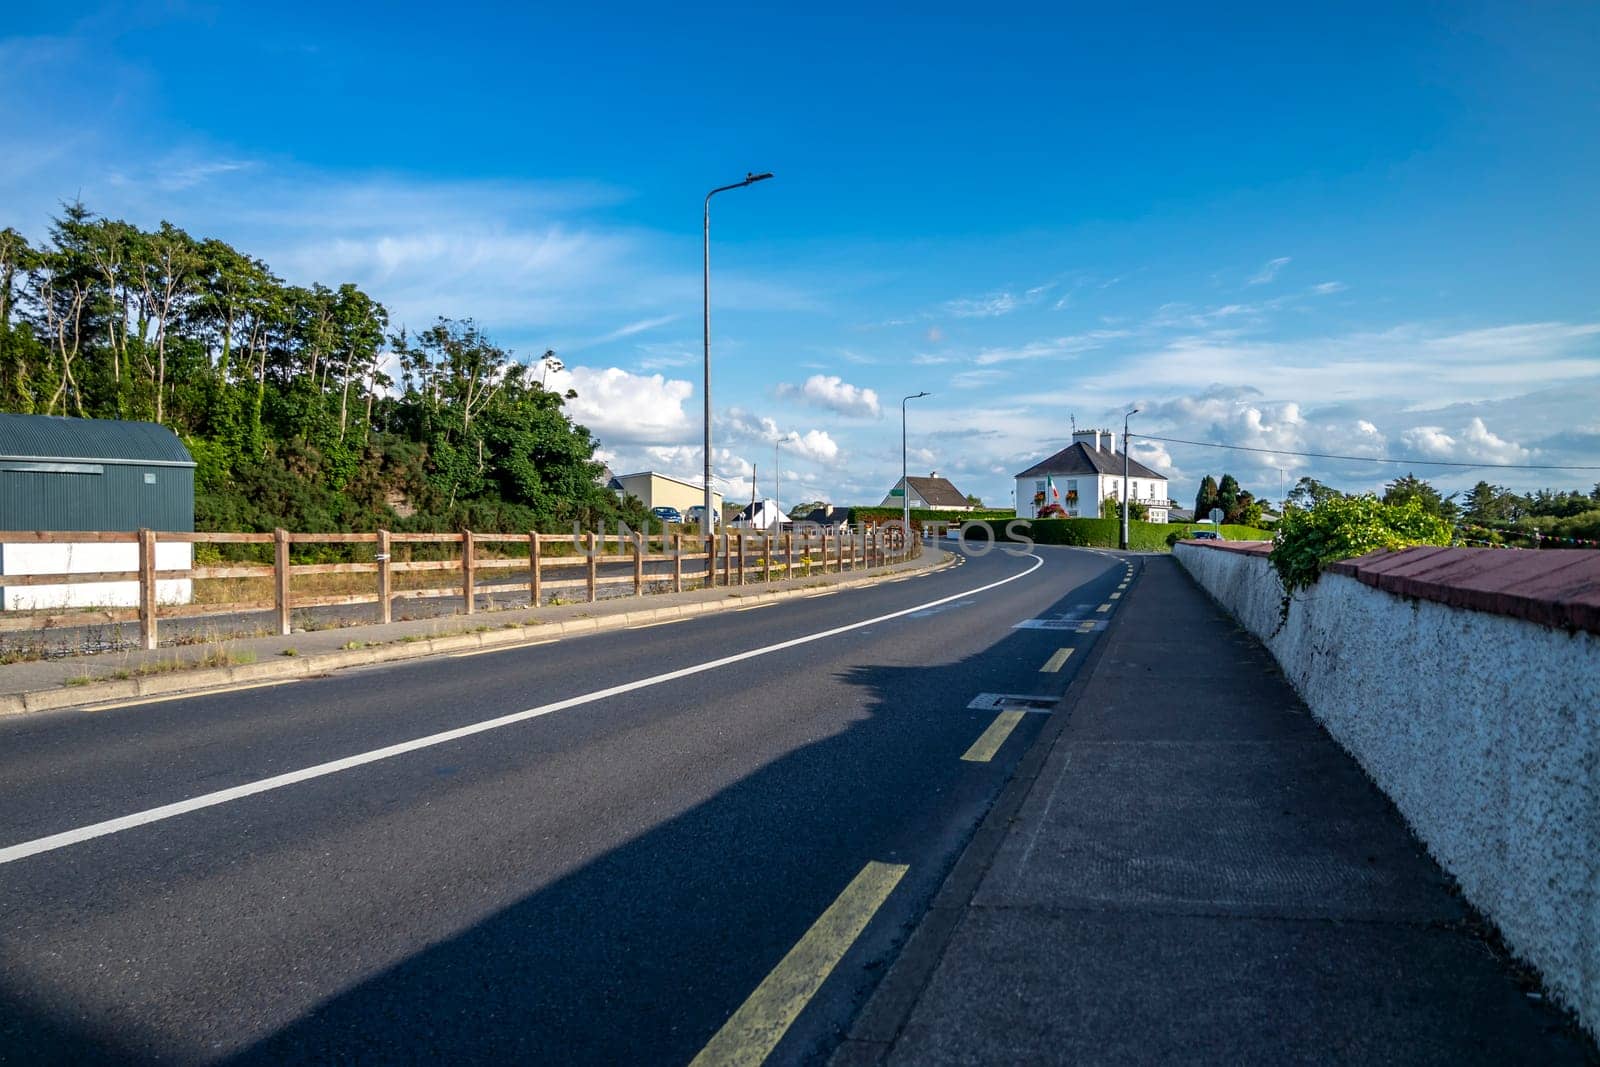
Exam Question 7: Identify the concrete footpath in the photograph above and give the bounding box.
[0,548,947,717]
[838,555,1595,1064]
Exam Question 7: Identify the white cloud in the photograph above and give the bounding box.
[777,374,882,418]
[1247,256,1291,286]
[941,284,1052,319]
[1400,417,1534,465]
[547,365,695,446]
[1311,281,1347,295]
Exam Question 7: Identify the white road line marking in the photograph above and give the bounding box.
[0,554,1046,866]
[449,639,558,658]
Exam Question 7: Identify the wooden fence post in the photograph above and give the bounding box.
[838,529,846,572]
[137,528,158,650]
[461,529,476,615]
[673,533,683,593]
[376,529,392,625]
[763,532,772,583]
[706,531,716,589]
[274,527,291,636]
[722,532,732,587]
[737,533,746,586]
[530,532,542,606]
[633,531,644,596]
[785,531,794,580]
[586,532,598,602]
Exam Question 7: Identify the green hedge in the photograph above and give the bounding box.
[960,517,1270,552]
[848,507,1016,528]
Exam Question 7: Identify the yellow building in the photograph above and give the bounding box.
[608,471,723,516]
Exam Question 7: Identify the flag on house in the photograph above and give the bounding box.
[1047,475,1061,504]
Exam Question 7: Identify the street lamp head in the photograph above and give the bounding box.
[745,172,774,185]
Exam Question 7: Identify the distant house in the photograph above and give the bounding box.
[730,499,789,531]
[798,505,851,531]
[879,473,973,512]
[608,471,723,516]
[1014,429,1172,523]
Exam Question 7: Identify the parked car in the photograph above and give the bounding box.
[685,505,719,528]
[1191,529,1223,540]
[650,506,683,524]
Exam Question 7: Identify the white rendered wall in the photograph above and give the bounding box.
[2,542,193,609]
[1174,543,1600,1039]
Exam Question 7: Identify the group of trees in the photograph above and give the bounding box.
[0,204,638,533]
[1193,474,1265,527]
[1284,473,1600,547]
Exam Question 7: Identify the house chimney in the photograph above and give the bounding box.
[1072,429,1104,452]
[1105,428,1118,455]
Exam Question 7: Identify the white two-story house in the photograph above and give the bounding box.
[1014,429,1172,523]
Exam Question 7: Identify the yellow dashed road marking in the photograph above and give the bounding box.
[690,861,908,1066]
[961,710,1027,762]
[1039,648,1075,673]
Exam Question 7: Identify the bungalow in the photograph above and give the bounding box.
[1014,429,1172,523]
[879,473,974,512]
[730,499,789,531]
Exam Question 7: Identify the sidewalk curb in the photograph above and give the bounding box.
[0,551,954,719]
[831,552,1143,1066]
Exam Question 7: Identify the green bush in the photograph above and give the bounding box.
[1269,496,1453,598]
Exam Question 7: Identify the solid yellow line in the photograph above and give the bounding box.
[691,861,908,1066]
[1096,603,1111,613]
[1039,648,1074,673]
[83,678,300,712]
[961,710,1026,762]
[449,639,558,658]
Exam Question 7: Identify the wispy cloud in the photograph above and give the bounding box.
[941,282,1053,319]
[972,330,1129,366]
[1247,256,1291,286]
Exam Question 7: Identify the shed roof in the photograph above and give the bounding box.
[1014,442,1163,481]
[0,414,194,467]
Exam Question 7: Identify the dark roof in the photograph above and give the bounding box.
[801,506,850,526]
[1014,442,1163,481]
[0,414,193,467]
[904,476,968,508]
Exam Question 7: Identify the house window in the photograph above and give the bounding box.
[1035,481,1045,492]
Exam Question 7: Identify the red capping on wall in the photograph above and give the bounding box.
[1180,539,1274,557]
[1325,546,1600,635]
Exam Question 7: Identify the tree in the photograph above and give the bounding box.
[1194,475,1219,521]
[1383,473,1458,522]
[1462,481,1515,526]
[1216,474,1242,523]
[965,493,984,507]
[1286,476,1342,510]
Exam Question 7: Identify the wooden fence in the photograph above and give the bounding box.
[0,525,911,650]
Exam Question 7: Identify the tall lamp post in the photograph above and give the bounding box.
[702,171,774,538]
[1120,408,1140,551]
[902,391,930,541]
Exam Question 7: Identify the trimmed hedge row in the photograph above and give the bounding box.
[961,517,1270,552]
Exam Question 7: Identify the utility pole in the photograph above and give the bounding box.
[902,391,930,539]
[1121,408,1140,551]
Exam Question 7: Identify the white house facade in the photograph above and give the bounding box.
[1014,429,1173,523]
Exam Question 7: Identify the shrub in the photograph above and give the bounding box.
[1269,496,1452,600]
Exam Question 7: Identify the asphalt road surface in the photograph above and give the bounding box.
[0,543,1133,1065]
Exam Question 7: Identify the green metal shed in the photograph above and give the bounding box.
[0,413,195,533]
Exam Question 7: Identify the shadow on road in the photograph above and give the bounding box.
[0,559,1113,1065]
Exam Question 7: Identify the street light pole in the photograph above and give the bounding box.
[702,172,774,540]
[1121,408,1140,551]
[902,391,930,540]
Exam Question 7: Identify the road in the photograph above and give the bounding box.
[0,543,1134,1065]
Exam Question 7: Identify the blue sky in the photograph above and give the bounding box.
[5,2,1598,511]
